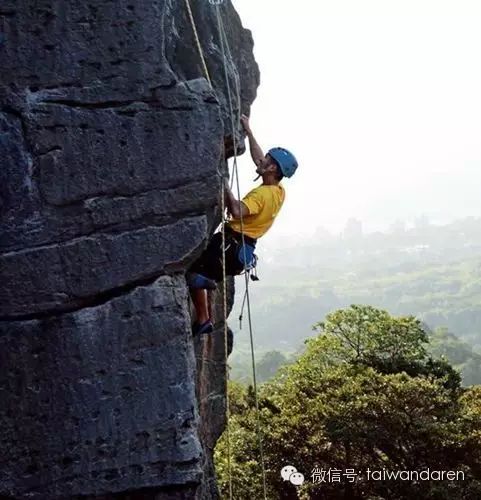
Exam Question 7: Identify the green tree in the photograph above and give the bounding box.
[216,306,481,499]
[313,305,429,369]
[313,305,461,389]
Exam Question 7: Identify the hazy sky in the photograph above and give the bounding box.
[230,0,481,241]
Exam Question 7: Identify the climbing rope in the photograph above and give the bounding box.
[219,157,234,500]
[184,2,233,497]
[214,5,268,500]
[184,0,212,86]
[184,2,267,499]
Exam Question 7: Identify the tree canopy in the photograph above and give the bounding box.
[216,305,481,499]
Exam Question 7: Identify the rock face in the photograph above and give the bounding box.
[0,1,259,498]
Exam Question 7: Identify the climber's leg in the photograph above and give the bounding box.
[190,288,214,334]
[207,290,214,321]
[187,232,228,335]
[188,233,224,282]
[190,288,209,324]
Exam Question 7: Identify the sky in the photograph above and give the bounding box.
[230,0,481,242]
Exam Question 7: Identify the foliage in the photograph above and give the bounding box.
[216,306,481,499]
[313,305,429,370]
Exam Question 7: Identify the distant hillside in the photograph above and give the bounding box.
[231,325,481,387]
[230,217,481,381]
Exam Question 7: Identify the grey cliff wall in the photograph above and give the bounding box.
[0,1,259,498]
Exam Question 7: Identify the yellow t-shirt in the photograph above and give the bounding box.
[227,184,285,239]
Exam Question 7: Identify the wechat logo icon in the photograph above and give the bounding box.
[280,465,305,486]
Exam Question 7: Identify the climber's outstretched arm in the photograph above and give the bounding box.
[224,180,250,219]
[241,114,264,167]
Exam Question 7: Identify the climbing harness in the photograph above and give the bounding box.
[185,2,268,499]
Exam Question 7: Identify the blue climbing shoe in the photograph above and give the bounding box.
[186,272,217,290]
[193,319,214,335]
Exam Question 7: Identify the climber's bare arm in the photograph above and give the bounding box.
[241,114,264,167]
[224,181,250,219]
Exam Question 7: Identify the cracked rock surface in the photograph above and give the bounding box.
[0,0,259,498]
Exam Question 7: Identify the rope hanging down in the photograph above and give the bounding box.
[184,2,268,499]
[215,5,268,500]
[184,1,236,497]
[183,2,233,497]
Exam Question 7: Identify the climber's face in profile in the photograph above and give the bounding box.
[256,154,277,176]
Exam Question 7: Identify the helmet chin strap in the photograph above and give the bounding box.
[253,174,261,181]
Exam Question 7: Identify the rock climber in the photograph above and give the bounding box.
[186,114,298,335]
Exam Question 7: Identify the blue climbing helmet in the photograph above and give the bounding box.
[267,147,298,178]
